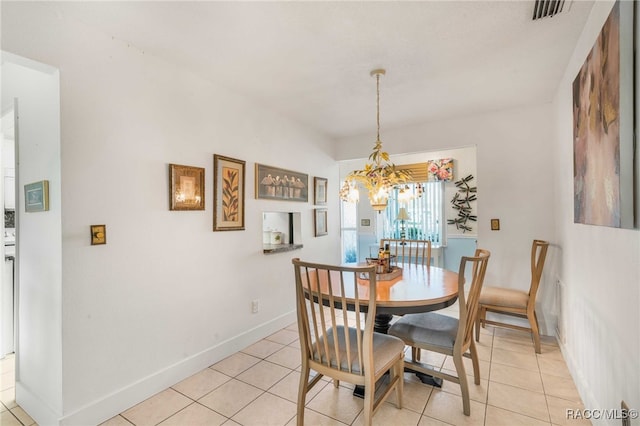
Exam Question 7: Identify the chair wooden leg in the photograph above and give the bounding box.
[394,359,404,409]
[363,376,375,426]
[529,310,541,354]
[452,354,471,416]
[469,339,481,385]
[475,306,487,342]
[297,365,310,426]
[412,347,421,362]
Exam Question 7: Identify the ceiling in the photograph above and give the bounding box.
[49,1,594,140]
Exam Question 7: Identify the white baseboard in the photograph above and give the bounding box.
[557,339,602,424]
[54,310,296,426]
[15,382,61,426]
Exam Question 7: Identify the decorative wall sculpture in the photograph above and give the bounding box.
[448,174,476,233]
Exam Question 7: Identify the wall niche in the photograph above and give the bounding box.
[262,211,303,254]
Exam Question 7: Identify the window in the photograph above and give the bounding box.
[382,182,444,244]
[341,199,358,263]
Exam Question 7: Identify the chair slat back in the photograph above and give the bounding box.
[456,249,491,350]
[528,240,549,302]
[292,258,377,376]
[379,239,432,267]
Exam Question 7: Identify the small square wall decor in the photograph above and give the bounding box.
[24,180,49,212]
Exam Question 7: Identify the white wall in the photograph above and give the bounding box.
[1,56,63,423]
[336,104,557,334]
[551,0,640,421]
[2,3,340,425]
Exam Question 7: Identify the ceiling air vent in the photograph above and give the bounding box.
[532,0,565,20]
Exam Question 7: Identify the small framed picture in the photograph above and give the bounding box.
[169,164,205,211]
[314,208,328,237]
[91,225,106,245]
[490,219,500,231]
[361,219,371,227]
[213,154,246,231]
[24,180,49,212]
[314,177,328,205]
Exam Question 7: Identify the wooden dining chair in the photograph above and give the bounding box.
[380,238,432,362]
[388,249,490,416]
[380,238,432,267]
[475,239,549,353]
[291,258,404,426]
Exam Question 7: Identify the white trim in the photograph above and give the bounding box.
[558,340,600,425]
[58,311,296,426]
[15,382,61,426]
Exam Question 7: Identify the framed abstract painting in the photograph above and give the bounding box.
[572,0,635,228]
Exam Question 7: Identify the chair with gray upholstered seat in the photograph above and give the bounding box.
[292,258,404,426]
[475,239,549,353]
[388,249,490,416]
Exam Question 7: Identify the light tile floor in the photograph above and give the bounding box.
[0,309,591,426]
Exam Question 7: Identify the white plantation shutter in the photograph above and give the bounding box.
[384,181,444,245]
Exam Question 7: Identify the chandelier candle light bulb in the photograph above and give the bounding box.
[340,69,411,212]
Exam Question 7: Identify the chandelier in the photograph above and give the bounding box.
[397,183,424,204]
[340,69,411,212]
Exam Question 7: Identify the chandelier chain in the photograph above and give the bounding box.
[376,73,380,142]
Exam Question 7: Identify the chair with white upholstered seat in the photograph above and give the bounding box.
[475,239,549,353]
[388,249,490,416]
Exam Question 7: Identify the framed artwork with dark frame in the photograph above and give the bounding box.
[314,208,328,237]
[213,154,246,231]
[169,164,205,211]
[255,163,308,202]
[314,177,328,205]
[24,180,49,212]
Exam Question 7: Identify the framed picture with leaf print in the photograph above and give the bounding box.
[213,154,246,231]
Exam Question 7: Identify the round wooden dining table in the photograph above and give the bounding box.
[347,262,460,334]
